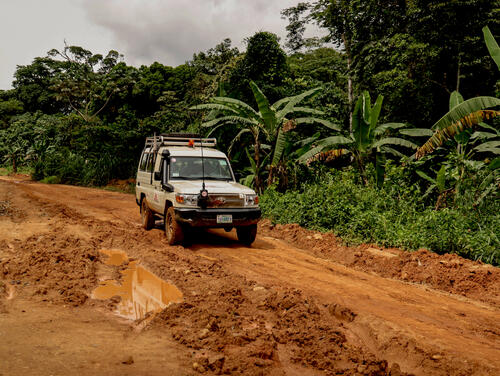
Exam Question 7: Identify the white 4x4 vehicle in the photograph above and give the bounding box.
[135,134,261,245]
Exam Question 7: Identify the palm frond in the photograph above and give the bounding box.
[416,110,500,159]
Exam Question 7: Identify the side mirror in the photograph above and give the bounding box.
[162,183,174,192]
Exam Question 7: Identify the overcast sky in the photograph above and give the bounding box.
[0,0,322,90]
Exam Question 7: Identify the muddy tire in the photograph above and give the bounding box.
[236,224,257,246]
[165,207,184,245]
[141,198,155,230]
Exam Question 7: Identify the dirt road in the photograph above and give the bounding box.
[1,176,499,375]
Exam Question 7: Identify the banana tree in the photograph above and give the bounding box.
[191,81,338,192]
[415,26,500,160]
[415,95,500,160]
[299,91,421,185]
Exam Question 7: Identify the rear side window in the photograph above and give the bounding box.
[146,153,154,171]
[139,153,149,171]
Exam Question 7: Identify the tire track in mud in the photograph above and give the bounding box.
[1,177,499,375]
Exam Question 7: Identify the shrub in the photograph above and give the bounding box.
[260,167,500,265]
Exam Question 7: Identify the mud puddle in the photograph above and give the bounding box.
[92,249,183,320]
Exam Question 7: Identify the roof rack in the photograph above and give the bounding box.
[144,134,217,149]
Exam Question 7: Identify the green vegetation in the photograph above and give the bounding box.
[1,2,499,264]
[261,165,499,265]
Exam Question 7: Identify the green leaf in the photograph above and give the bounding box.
[449,91,464,110]
[478,122,499,132]
[373,122,406,136]
[352,95,370,152]
[473,140,500,154]
[470,131,498,140]
[272,128,286,166]
[488,157,500,170]
[212,96,259,117]
[416,170,436,184]
[289,107,325,115]
[432,97,500,130]
[398,128,434,137]
[317,135,354,147]
[249,81,275,131]
[190,103,238,114]
[370,95,384,131]
[372,137,418,149]
[294,117,341,131]
[276,86,322,121]
[201,116,256,128]
[436,165,446,193]
[483,26,500,71]
[381,146,406,158]
[297,145,324,163]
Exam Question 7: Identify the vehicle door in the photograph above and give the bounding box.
[137,149,155,208]
[149,152,165,213]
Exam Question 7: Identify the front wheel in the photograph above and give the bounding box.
[141,198,155,230]
[165,207,184,245]
[236,224,257,246]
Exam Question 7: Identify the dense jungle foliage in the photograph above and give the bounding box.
[1,1,499,264]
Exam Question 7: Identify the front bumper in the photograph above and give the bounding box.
[174,207,261,227]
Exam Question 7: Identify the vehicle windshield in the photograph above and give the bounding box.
[169,157,233,181]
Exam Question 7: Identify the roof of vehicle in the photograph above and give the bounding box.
[159,146,228,158]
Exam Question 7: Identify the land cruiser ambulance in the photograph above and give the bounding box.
[135,134,261,245]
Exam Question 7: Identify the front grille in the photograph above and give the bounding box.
[207,194,245,208]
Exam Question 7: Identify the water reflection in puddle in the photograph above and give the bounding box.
[92,249,183,320]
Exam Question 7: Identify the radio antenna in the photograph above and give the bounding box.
[201,137,206,191]
[198,136,209,209]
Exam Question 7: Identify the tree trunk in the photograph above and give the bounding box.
[254,139,261,193]
[343,34,354,133]
[12,156,17,174]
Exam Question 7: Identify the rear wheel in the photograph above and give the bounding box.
[165,207,184,245]
[141,198,155,230]
[236,224,257,246]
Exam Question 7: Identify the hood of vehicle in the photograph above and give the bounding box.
[172,180,256,195]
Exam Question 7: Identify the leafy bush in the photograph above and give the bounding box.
[260,166,500,265]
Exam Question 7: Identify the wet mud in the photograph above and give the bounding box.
[0,176,499,375]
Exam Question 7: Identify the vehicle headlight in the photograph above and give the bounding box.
[245,194,259,206]
[175,194,198,206]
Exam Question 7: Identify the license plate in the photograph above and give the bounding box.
[217,214,232,224]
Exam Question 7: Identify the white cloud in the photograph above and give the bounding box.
[81,0,302,67]
[0,0,326,89]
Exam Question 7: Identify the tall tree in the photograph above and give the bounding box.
[228,32,290,104]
